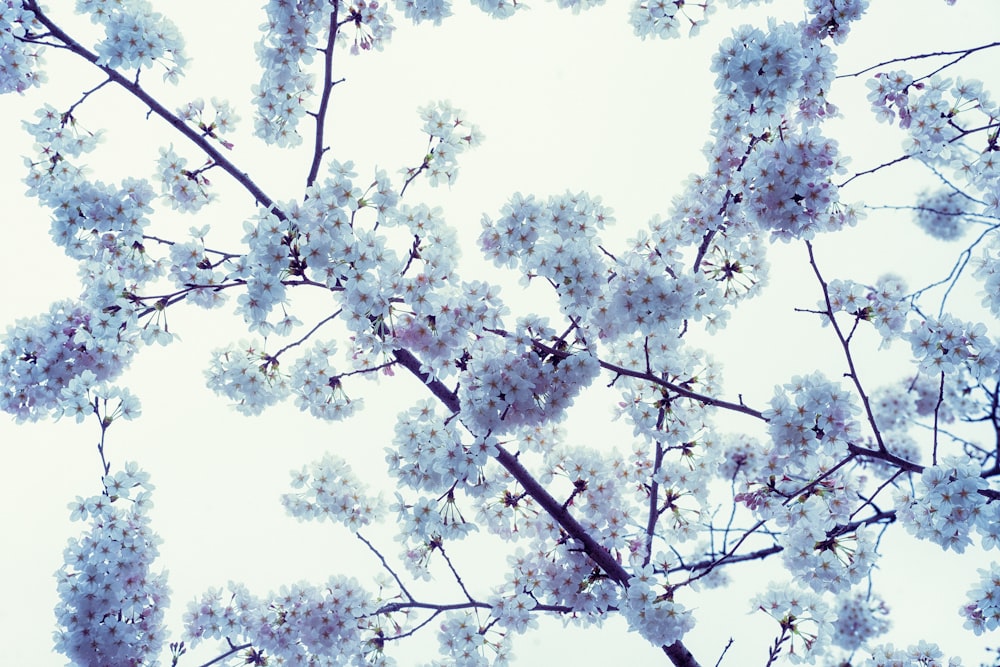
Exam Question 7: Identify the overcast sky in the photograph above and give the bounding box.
[3,1,1000,665]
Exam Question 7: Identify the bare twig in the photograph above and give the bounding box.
[836,41,1000,80]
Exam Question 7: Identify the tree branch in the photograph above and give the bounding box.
[836,41,1000,79]
[25,1,283,216]
[392,345,702,666]
[305,3,342,188]
[805,241,887,452]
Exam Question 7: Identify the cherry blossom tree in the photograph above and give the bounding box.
[2,0,1000,666]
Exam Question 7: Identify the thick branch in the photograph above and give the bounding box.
[305,4,341,188]
[24,2,281,215]
[392,345,702,666]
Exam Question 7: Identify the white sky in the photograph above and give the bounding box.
[2,1,1000,665]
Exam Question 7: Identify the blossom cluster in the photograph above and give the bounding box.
[391,492,480,580]
[54,464,169,667]
[276,159,385,324]
[229,208,299,333]
[906,315,998,379]
[961,563,1000,635]
[457,320,601,435]
[479,191,731,341]
[57,368,142,423]
[742,125,853,241]
[622,565,695,647]
[282,453,383,529]
[156,145,214,212]
[825,275,909,342]
[200,128,498,416]
[913,188,969,241]
[22,103,104,172]
[496,544,619,619]
[337,0,396,55]
[866,70,922,126]
[779,497,877,594]
[1,300,139,421]
[802,0,869,43]
[177,97,240,147]
[479,191,612,324]
[763,372,861,473]
[167,226,231,309]
[415,101,484,187]
[752,583,833,663]
[394,0,453,26]
[0,2,45,93]
[664,11,855,289]
[183,578,376,666]
[226,145,476,345]
[863,641,962,667]
[385,199,506,369]
[286,340,363,421]
[45,171,157,274]
[629,0,717,40]
[712,21,815,134]
[830,592,889,651]
[23,103,162,281]
[204,339,289,416]
[387,400,496,494]
[869,71,1000,215]
[974,232,1000,322]
[78,0,187,82]
[894,456,1000,553]
[694,224,770,307]
[900,76,978,158]
[389,276,506,380]
[6,106,176,418]
[735,449,876,592]
[486,589,537,640]
[603,244,719,337]
[434,611,513,666]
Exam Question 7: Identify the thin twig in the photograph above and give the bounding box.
[836,41,1000,79]
[805,241,886,452]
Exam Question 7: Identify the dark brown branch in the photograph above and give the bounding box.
[644,437,666,567]
[392,345,702,667]
[305,4,341,188]
[24,1,282,217]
